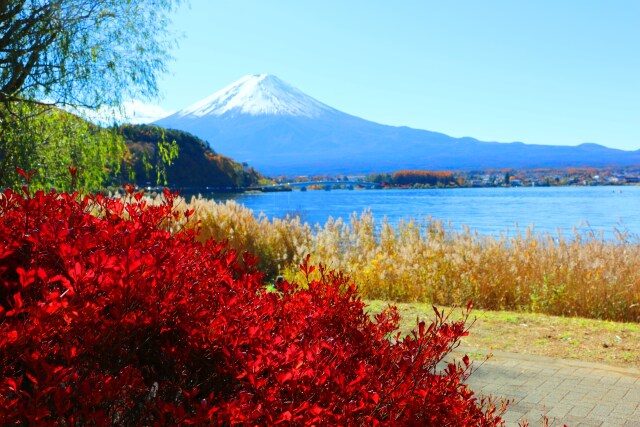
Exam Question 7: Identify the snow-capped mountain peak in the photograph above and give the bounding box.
[152,74,640,176]
[175,74,336,118]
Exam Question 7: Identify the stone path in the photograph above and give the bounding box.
[461,349,640,426]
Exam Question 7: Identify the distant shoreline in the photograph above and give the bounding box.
[125,180,639,196]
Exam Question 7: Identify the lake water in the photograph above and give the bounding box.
[209,186,640,239]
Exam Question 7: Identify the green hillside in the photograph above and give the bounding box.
[119,124,266,189]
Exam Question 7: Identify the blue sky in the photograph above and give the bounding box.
[137,0,639,151]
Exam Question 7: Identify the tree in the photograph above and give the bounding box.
[139,128,179,186]
[0,0,180,108]
[0,104,126,191]
[367,172,392,185]
[0,0,181,188]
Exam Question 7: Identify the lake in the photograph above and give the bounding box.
[208,186,640,239]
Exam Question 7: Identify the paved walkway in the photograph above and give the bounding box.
[459,349,640,426]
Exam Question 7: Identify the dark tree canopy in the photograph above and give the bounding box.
[0,0,181,109]
[119,124,266,189]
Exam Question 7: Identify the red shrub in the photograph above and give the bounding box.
[0,185,506,425]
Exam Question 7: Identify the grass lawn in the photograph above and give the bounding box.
[365,300,640,368]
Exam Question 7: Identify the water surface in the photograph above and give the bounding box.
[208,186,640,239]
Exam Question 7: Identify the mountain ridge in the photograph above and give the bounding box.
[173,74,338,119]
[154,75,640,175]
[119,124,265,188]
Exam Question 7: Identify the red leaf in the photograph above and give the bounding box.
[45,301,61,314]
[418,320,425,337]
[13,292,23,310]
[277,411,292,423]
[310,405,323,415]
[6,378,19,392]
[6,330,18,344]
[15,167,36,182]
[25,372,38,385]
[48,275,74,296]
[277,372,293,384]
[16,267,35,288]
[372,392,380,404]
[69,262,83,281]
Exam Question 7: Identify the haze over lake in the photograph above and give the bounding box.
[211,186,640,239]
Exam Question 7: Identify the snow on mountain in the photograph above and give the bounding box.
[154,74,640,176]
[174,74,337,118]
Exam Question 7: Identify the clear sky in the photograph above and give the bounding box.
[135,0,640,151]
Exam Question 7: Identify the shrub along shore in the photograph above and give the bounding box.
[1,186,506,425]
[5,185,634,423]
[179,195,640,323]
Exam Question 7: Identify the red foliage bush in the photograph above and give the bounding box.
[0,183,506,425]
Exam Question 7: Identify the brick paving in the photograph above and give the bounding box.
[460,350,640,426]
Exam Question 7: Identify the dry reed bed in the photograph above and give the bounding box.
[174,195,640,322]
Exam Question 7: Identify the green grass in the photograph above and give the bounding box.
[365,300,640,368]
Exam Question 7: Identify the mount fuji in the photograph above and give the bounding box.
[154,74,640,175]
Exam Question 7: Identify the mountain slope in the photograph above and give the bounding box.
[154,74,640,175]
[119,124,265,188]
[172,74,338,118]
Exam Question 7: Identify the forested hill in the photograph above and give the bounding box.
[119,124,266,189]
